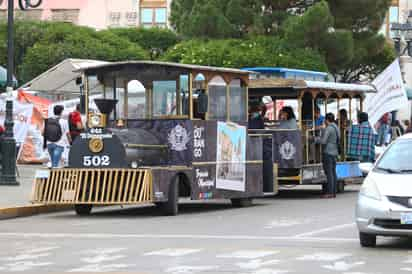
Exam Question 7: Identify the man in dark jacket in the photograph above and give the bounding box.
[315,113,339,198]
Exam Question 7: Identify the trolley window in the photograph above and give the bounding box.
[208,76,227,121]
[230,80,247,122]
[152,80,177,117]
[127,80,146,119]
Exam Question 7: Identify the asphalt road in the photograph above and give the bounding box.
[0,185,412,274]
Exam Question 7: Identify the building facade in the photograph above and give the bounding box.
[382,0,412,121]
[0,0,172,30]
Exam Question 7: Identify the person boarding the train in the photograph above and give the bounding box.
[314,113,339,198]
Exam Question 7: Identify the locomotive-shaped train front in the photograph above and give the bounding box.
[70,98,167,169]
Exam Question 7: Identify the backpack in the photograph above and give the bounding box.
[45,118,62,142]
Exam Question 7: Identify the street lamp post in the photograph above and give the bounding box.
[1,0,42,185]
[1,0,17,185]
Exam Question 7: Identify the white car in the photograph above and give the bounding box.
[356,133,412,247]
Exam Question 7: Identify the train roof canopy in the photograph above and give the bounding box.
[249,78,376,98]
[74,61,250,76]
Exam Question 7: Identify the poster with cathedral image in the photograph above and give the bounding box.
[216,121,246,192]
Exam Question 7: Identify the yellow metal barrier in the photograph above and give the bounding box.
[31,168,152,205]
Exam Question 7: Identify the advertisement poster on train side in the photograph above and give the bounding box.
[216,122,246,192]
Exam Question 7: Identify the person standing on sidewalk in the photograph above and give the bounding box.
[43,105,71,168]
[315,113,339,198]
[68,103,84,144]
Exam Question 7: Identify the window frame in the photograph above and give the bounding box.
[140,6,167,28]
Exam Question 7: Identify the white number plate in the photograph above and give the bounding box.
[83,155,111,167]
[400,213,412,224]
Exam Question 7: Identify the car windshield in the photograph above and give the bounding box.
[375,139,412,173]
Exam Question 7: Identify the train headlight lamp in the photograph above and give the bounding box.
[131,161,138,169]
[88,113,106,128]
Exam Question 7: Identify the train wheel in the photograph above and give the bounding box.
[231,198,253,207]
[337,181,345,193]
[75,204,93,216]
[159,176,179,216]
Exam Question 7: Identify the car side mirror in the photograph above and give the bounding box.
[359,162,374,175]
[198,91,208,114]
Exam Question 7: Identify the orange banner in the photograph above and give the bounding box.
[17,90,52,164]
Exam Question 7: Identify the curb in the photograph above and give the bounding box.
[0,204,73,220]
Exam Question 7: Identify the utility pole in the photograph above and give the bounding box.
[1,0,17,185]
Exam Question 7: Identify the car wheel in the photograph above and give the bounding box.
[75,204,92,216]
[159,176,179,216]
[359,232,376,247]
[231,198,253,207]
[337,181,345,193]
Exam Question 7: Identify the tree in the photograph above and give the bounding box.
[282,2,354,78]
[172,0,236,39]
[108,27,181,59]
[326,0,394,82]
[14,22,148,83]
[171,0,393,82]
[170,0,314,37]
[162,37,328,71]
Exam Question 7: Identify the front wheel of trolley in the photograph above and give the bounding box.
[231,198,253,208]
[157,176,179,216]
[75,204,93,216]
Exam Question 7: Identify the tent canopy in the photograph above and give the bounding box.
[21,59,108,99]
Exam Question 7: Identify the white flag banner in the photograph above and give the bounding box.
[0,100,34,144]
[365,59,409,127]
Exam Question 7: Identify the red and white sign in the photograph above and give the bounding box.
[0,99,33,144]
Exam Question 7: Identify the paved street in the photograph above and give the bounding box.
[0,185,411,274]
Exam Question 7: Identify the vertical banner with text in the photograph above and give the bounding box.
[365,59,409,127]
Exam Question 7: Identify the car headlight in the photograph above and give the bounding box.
[360,176,381,201]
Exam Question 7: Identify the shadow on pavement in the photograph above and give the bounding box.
[273,186,359,200]
[51,201,265,219]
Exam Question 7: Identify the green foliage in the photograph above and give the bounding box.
[107,27,181,59]
[170,0,314,37]
[283,1,335,50]
[171,0,393,82]
[162,37,328,72]
[328,0,391,33]
[0,21,149,83]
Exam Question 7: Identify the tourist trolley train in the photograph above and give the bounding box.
[248,77,376,191]
[31,62,267,215]
[31,62,376,216]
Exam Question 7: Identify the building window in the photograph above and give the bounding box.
[389,6,399,23]
[389,6,399,38]
[109,12,121,27]
[140,7,167,28]
[155,8,166,24]
[126,12,137,26]
[51,9,80,24]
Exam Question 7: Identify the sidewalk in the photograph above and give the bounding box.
[0,165,71,219]
[0,164,38,208]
